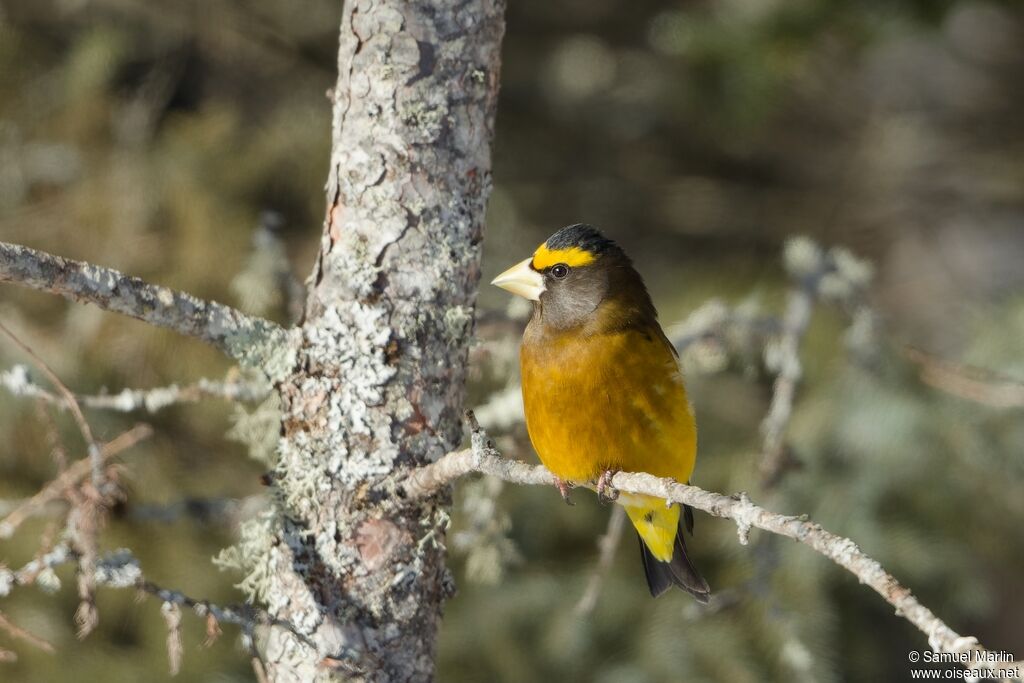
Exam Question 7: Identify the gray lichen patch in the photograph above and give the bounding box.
[398,99,449,144]
[301,302,396,441]
[214,508,290,604]
[228,393,284,467]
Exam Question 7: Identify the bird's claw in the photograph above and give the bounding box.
[555,478,576,506]
[596,469,620,504]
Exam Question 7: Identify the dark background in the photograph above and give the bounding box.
[1,0,1022,680]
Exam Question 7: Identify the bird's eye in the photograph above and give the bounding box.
[550,263,570,279]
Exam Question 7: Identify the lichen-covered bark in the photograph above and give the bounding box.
[0,241,290,377]
[261,0,505,680]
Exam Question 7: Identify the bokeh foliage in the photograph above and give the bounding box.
[1,0,1022,681]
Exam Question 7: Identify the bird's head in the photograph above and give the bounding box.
[491,224,655,330]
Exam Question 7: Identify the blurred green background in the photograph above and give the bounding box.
[1,0,1022,681]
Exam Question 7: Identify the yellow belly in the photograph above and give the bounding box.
[520,327,697,485]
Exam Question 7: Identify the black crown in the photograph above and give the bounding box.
[545,224,617,255]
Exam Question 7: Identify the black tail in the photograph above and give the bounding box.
[638,504,710,603]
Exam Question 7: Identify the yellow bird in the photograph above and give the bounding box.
[491,224,709,601]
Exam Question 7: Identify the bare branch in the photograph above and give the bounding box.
[136,577,316,653]
[904,346,1024,409]
[758,238,826,486]
[0,546,313,651]
[34,401,69,471]
[0,241,292,378]
[21,521,62,588]
[1,365,268,413]
[0,543,74,596]
[0,320,103,485]
[758,238,876,486]
[251,655,270,683]
[0,610,55,654]
[402,418,1011,670]
[0,424,152,539]
[70,485,106,639]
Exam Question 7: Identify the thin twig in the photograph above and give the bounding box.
[0,320,103,485]
[1,365,268,413]
[34,399,69,472]
[0,241,291,375]
[137,581,314,650]
[757,286,812,485]
[20,521,62,587]
[1,547,314,650]
[0,424,152,539]
[0,542,74,595]
[904,347,1024,409]
[574,505,627,616]
[758,243,825,487]
[251,654,271,683]
[759,238,875,486]
[0,610,55,654]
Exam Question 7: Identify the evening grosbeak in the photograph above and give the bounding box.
[491,224,709,601]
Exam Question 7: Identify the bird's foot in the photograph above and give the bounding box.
[596,469,620,504]
[555,478,576,506]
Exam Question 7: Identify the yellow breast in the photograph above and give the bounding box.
[520,325,697,484]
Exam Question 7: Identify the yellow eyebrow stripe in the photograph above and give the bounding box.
[531,244,596,270]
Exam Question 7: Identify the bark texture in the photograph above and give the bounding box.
[0,241,289,376]
[261,0,505,680]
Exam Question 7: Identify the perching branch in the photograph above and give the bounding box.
[402,412,1011,671]
[0,242,292,377]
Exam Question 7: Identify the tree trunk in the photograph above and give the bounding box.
[261,0,505,680]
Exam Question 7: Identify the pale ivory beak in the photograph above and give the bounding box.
[491,257,545,301]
